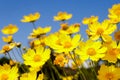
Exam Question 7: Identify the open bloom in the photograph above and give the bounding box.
[97,65,120,80]
[108,3,120,23]
[2,36,13,43]
[21,12,40,22]
[75,40,107,61]
[82,16,98,25]
[102,41,120,63]
[45,33,80,53]
[22,46,51,69]
[0,64,18,80]
[28,26,51,39]
[1,24,19,35]
[54,11,72,21]
[59,23,80,34]
[20,70,44,80]
[86,20,116,42]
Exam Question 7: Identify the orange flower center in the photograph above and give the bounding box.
[87,48,96,56]
[1,74,8,80]
[108,48,120,55]
[34,54,41,62]
[105,73,114,80]
[64,41,72,48]
[97,28,104,35]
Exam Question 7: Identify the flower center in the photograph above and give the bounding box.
[34,54,41,62]
[87,48,96,56]
[1,74,8,80]
[97,28,104,35]
[64,41,72,48]
[108,48,120,55]
[105,73,114,80]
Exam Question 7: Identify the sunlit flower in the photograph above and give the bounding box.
[22,46,51,69]
[62,76,73,80]
[20,70,43,80]
[75,40,107,61]
[54,11,72,21]
[29,37,46,48]
[1,24,19,35]
[54,54,68,67]
[59,23,80,34]
[114,30,120,41]
[28,26,51,39]
[97,65,120,80]
[108,3,120,23]
[82,16,98,25]
[0,64,18,80]
[2,36,13,43]
[21,12,40,23]
[0,44,15,54]
[86,20,116,42]
[102,41,120,63]
[45,33,80,53]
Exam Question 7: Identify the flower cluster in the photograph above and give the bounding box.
[0,3,120,80]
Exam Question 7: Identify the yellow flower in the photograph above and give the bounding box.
[54,11,72,21]
[97,65,120,80]
[82,16,98,25]
[45,33,80,53]
[21,12,40,23]
[108,4,120,23]
[29,37,46,48]
[0,43,15,54]
[22,46,51,69]
[102,41,120,63]
[2,36,13,43]
[1,24,19,35]
[0,64,19,80]
[59,23,80,34]
[54,54,68,67]
[62,76,73,80]
[86,20,116,42]
[114,30,120,41]
[75,40,107,61]
[28,26,51,39]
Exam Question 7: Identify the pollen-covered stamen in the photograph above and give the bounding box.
[64,41,72,48]
[34,54,41,62]
[97,28,104,35]
[87,48,96,56]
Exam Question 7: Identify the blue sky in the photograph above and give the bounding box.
[0,0,120,49]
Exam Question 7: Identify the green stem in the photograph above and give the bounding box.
[69,52,86,80]
[32,22,36,29]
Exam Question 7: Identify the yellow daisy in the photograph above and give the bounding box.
[75,40,107,61]
[0,64,19,80]
[54,11,72,21]
[1,24,19,35]
[28,26,51,39]
[108,3,120,23]
[102,41,120,63]
[45,33,80,53]
[21,12,40,23]
[22,46,51,69]
[82,16,98,25]
[97,65,120,80]
[2,36,13,43]
[59,23,80,34]
[86,20,116,42]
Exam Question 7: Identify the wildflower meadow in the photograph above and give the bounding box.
[0,3,120,80]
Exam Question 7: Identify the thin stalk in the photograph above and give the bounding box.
[32,22,36,29]
[69,52,86,80]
